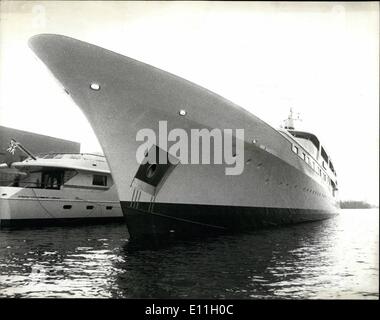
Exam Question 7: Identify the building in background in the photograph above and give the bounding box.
[0,125,80,164]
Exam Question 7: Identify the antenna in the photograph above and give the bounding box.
[283,108,301,130]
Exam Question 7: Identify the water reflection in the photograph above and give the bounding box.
[0,209,378,299]
[113,219,335,298]
[0,224,129,297]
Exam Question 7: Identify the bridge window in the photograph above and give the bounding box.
[321,147,328,164]
[92,175,107,186]
[329,160,335,174]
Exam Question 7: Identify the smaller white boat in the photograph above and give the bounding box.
[0,141,123,227]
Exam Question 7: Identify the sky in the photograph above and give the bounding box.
[0,1,378,204]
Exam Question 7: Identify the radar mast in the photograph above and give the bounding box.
[283,108,301,130]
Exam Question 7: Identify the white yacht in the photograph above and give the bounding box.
[29,34,340,238]
[0,147,123,227]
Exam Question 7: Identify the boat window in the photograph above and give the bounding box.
[302,152,306,160]
[41,170,64,189]
[292,145,298,154]
[321,147,328,164]
[42,154,56,159]
[69,155,81,160]
[6,171,42,188]
[63,170,78,184]
[92,174,107,186]
[329,160,335,173]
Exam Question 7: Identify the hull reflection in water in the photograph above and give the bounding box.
[0,209,378,299]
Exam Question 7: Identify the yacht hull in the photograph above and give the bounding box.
[29,34,340,238]
[122,202,332,238]
[0,186,123,227]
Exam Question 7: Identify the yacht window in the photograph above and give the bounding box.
[292,145,298,154]
[63,170,77,184]
[329,160,335,173]
[321,147,328,163]
[42,154,56,159]
[41,170,64,190]
[92,174,107,186]
[302,152,306,160]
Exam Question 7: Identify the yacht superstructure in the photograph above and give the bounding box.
[0,151,122,227]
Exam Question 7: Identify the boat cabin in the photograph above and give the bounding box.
[0,153,112,191]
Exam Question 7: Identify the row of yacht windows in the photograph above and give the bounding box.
[292,144,328,182]
[7,170,108,189]
[291,144,337,197]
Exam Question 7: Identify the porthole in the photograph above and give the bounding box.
[90,83,101,91]
[63,205,72,209]
[106,206,113,210]
[146,164,158,178]
[86,205,94,210]
[179,109,187,116]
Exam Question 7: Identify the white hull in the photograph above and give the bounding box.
[29,34,340,238]
[0,185,122,227]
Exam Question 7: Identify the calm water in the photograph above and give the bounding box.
[0,209,378,299]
